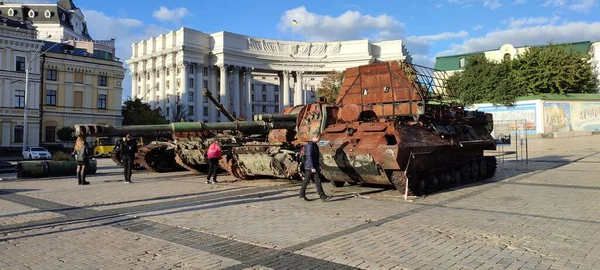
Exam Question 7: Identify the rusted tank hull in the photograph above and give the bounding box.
[219,143,301,180]
[319,120,497,195]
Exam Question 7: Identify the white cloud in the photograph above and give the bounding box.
[437,21,600,56]
[504,16,560,28]
[542,0,598,12]
[152,6,191,24]
[484,0,502,9]
[278,6,468,68]
[278,6,405,41]
[83,9,171,101]
[473,24,484,30]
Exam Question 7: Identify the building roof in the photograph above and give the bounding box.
[0,14,35,30]
[0,0,92,40]
[41,41,118,62]
[434,41,592,71]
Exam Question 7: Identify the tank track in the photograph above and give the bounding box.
[219,155,250,180]
[389,156,497,196]
[174,152,201,174]
[136,142,183,173]
[110,148,123,167]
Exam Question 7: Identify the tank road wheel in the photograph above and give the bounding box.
[441,172,452,189]
[471,161,480,181]
[452,169,462,185]
[430,173,441,191]
[461,163,472,183]
[479,159,488,180]
[331,181,345,188]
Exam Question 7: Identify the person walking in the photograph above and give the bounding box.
[120,134,138,183]
[299,132,331,202]
[206,140,222,184]
[72,135,90,185]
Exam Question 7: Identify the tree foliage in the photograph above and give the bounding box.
[446,42,598,106]
[167,101,192,123]
[122,98,169,125]
[56,126,76,142]
[316,71,345,103]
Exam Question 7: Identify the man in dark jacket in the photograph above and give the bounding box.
[120,134,138,183]
[299,132,331,202]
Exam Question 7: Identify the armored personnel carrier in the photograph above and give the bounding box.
[317,61,497,195]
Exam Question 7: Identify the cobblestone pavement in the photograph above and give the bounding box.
[1,136,600,269]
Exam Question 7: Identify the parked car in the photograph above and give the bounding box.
[22,147,53,160]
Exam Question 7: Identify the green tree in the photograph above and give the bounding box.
[56,126,76,142]
[316,71,345,103]
[446,42,598,106]
[122,98,169,125]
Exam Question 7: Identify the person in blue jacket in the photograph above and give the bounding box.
[299,132,331,202]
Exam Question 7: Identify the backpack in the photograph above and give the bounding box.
[207,143,222,159]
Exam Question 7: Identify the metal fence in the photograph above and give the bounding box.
[490,119,530,164]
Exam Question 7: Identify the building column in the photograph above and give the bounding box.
[245,67,253,121]
[283,70,290,108]
[232,66,240,118]
[159,66,167,116]
[2,122,10,147]
[196,63,204,121]
[294,71,303,106]
[171,63,177,114]
[132,64,138,99]
[209,65,218,122]
[181,63,189,122]
[278,72,283,112]
[217,64,229,122]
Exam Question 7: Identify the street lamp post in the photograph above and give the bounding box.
[22,35,65,155]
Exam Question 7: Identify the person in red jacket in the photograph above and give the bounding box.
[206,140,222,184]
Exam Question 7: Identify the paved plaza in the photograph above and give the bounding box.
[1,135,600,270]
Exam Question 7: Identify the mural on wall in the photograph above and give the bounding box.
[474,103,537,145]
[544,102,600,133]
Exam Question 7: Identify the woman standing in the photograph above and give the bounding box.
[206,140,222,184]
[73,135,90,185]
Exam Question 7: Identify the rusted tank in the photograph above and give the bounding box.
[317,61,497,195]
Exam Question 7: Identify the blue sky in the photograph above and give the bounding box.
[50,0,600,100]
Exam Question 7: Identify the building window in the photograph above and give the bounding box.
[203,67,208,76]
[311,85,315,91]
[167,69,170,76]
[138,75,141,82]
[275,106,279,112]
[98,75,107,86]
[167,80,170,89]
[98,94,107,109]
[189,92,194,102]
[14,90,25,108]
[16,56,25,72]
[203,107,209,116]
[14,125,23,143]
[203,80,208,89]
[189,65,194,74]
[74,72,83,83]
[503,53,511,61]
[262,105,266,112]
[275,95,279,101]
[262,84,266,92]
[45,126,56,142]
[188,105,194,115]
[274,85,279,92]
[47,69,57,81]
[46,90,56,106]
[74,92,83,108]
[166,107,170,116]
[189,78,194,88]
[459,57,465,68]
[262,95,266,101]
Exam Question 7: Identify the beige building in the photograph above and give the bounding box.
[127,27,411,122]
[40,41,125,147]
[0,17,42,151]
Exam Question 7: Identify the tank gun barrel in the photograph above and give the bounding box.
[202,88,237,121]
[74,121,296,137]
[253,114,298,122]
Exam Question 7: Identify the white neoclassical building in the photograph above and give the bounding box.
[127,27,411,122]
